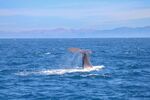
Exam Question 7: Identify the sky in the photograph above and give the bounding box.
[0,0,150,38]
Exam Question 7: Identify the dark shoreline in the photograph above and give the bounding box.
[0,37,150,40]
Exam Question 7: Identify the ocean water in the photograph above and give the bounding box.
[0,38,150,100]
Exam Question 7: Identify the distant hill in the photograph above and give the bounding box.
[0,26,150,38]
[82,26,150,38]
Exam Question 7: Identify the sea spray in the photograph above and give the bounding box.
[16,65,104,76]
[59,51,82,68]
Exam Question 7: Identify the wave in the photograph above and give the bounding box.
[16,65,104,76]
[44,52,51,55]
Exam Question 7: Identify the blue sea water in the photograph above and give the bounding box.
[0,38,150,100]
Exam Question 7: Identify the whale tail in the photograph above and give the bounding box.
[68,48,93,68]
[68,48,81,53]
[68,48,92,54]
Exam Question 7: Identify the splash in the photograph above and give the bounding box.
[16,65,104,76]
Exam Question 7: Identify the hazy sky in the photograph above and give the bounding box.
[0,0,150,31]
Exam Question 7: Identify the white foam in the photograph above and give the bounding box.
[16,65,104,76]
[45,52,51,55]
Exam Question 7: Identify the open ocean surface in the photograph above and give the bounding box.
[0,38,150,100]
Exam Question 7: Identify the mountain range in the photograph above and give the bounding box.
[0,26,150,38]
